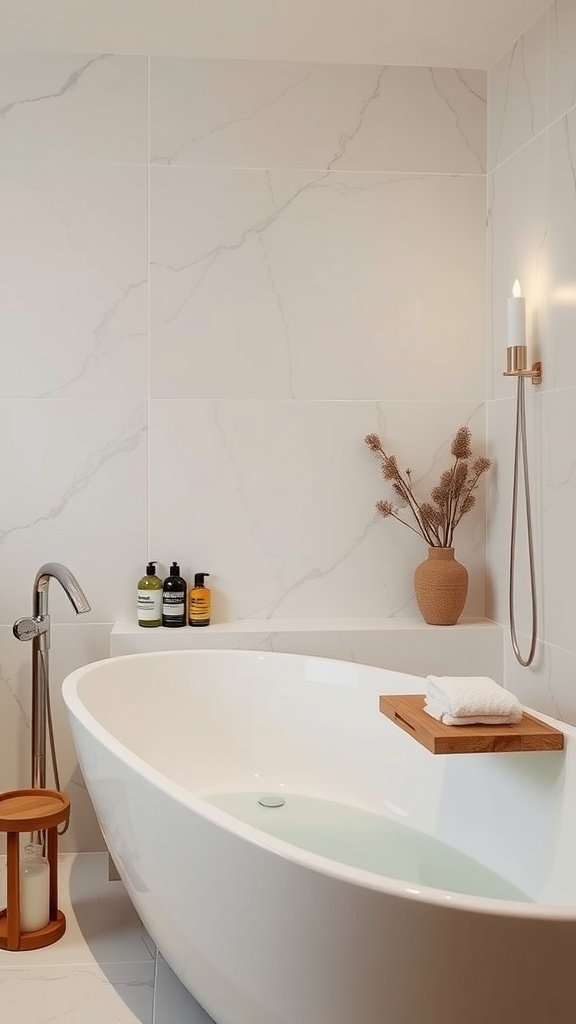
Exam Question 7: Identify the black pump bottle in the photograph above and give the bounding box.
[162,562,187,627]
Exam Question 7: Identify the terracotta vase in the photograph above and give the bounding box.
[414,547,468,626]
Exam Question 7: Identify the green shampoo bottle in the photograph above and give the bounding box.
[137,561,162,627]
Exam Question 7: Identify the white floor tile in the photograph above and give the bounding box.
[0,853,155,967]
[0,852,220,1023]
[0,962,154,1024]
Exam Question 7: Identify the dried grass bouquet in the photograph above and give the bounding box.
[364,426,491,549]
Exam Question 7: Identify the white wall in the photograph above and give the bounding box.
[487,0,576,723]
[0,0,551,69]
[0,55,487,848]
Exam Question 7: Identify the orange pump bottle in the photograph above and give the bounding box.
[188,573,211,626]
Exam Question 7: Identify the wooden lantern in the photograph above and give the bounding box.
[0,789,70,951]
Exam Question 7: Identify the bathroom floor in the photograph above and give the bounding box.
[0,854,214,1023]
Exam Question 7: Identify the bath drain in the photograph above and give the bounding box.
[258,795,285,808]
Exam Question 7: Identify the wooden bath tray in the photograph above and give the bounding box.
[379,695,565,755]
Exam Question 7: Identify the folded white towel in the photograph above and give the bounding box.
[424,699,520,727]
[424,675,522,726]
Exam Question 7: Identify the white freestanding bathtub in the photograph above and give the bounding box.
[62,650,576,1024]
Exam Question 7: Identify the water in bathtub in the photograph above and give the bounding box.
[206,792,530,902]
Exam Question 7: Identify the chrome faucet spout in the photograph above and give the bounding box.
[33,562,91,619]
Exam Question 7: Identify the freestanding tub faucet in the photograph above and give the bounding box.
[13,562,91,790]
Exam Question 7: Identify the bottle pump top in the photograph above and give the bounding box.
[170,562,181,575]
[146,561,158,575]
[194,573,210,587]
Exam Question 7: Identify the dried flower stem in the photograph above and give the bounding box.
[367,435,437,545]
[365,427,491,548]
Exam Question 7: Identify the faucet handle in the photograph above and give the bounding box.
[13,616,48,642]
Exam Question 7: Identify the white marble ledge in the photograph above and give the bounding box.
[110,618,504,683]
[114,616,498,639]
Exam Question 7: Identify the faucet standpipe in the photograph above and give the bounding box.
[12,563,90,795]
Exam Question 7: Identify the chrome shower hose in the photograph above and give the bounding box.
[509,376,537,666]
[42,647,70,835]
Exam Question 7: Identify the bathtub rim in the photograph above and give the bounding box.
[62,648,576,922]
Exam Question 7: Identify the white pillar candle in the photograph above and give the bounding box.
[507,279,526,348]
[20,844,50,932]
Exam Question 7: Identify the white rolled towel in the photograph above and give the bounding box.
[424,675,522,726]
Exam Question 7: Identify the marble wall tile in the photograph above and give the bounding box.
[150,58,486,174]
[540,386,576,656]
[503,634,576,726]
[0,162,148,400]
[0,399,147,624]
[485,397,513,628]
[333,67,486,175]
[0,627,30,797]
[548,0,576,124]
[149,399,487,621]
[487,133,548,401]
[0,54,148,164]
[546,109,576,389]
[0,48,490,853]
[150,167,486,401]
[488,10,548,170]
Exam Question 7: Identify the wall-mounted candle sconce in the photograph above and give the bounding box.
[503,280,543,384]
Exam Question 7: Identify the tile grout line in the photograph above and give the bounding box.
[151,945,160,1024]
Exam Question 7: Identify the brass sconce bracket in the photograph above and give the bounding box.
[503,347,543,385]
